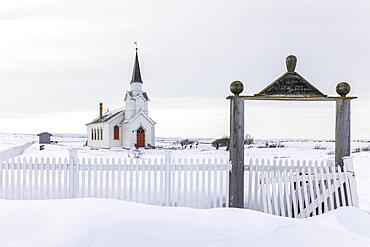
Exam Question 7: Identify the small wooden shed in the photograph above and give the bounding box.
[37,132,53,144]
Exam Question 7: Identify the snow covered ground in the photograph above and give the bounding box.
[0,199,370,247]
[1,133,370,246]
[10,133,370,160]
[0,133,36,151]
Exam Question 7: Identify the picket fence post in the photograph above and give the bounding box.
[69,149,78,198]
[164,151,172,206]
[343,156,359,207]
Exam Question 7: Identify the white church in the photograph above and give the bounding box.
[86,48,156,149]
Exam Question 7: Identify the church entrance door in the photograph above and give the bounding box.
[136,127,145,147]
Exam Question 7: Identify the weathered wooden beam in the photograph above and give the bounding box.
[229,81,245,208]
[226,95,357,101]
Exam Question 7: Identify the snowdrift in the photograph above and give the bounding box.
[0,199,370,247]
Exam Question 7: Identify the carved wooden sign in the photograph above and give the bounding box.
[255,55,326,97]
[256,72,326,96]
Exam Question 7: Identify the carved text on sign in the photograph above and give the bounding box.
[256,72,326,97]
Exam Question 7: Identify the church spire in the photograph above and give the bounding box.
[130,43,143,84]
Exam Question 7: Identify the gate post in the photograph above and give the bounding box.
[335,82,351,168]
[229,81,245,208]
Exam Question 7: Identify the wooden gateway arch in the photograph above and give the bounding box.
[228,55,357,208]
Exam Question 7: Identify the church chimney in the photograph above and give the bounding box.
[99,103,103,121]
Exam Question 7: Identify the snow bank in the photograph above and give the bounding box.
[352,155,370,211]
[0,199,369,247]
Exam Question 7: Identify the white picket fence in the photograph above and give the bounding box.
[0,151,229,208]
[0,141,35,161]
[0,149,359,218]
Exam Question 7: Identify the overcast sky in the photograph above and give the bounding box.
[1,0,370,139]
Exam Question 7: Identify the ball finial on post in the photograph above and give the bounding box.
[230,81,244,95]
[336,82,351,97]
[286,55,297,73]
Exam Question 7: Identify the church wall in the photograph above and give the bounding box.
[120,115,154,149]
[87,123,108,148]
[107,117,123,148]
[87,112,154,149]
[102,124,111,148]
[131,82,142,95]
[150,124,155,145]
[86,112,125,149]
[144,101,148,115]
[121,124,133,149]
[128,114,155,148]
[125,110,135,121]
[86,125,91,146]
[125,97,135,120]
[135,96,148,114]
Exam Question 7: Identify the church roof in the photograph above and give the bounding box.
[121,110,156,125]
[86,108,124,125]
[125,91,149,101]
[130,49,143,84]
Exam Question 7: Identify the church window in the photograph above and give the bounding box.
[91,129,94,140]
[114,126,119,140]
[100,128,103,140]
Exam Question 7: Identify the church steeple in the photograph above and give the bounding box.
[130,46,143,84]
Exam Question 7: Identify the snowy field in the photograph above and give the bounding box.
[16,134,370,161]
[1,133,370,246]
[0,133,36,151]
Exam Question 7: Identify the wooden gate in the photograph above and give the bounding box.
[243,157,359,218]
[136,127,145,147]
